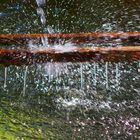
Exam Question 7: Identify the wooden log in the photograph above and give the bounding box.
[0,46,140,66]
[0,32,140,46]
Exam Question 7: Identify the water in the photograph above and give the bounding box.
[93,62,97,86]
[3,67,8,89]
[105,62,109,89]
[23,66,28,96]
[0,0,140,139]
[80,63,83,89]
[36,0,46,7]
[36,0,46,25]
[115,63,120,88]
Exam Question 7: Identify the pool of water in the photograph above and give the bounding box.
[0,0,140,139]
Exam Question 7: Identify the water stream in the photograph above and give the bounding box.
[105,62,109,89]
[3,67,8,89]
[36,0,46,25]
[80,63,83,89]
[23,66,28,96]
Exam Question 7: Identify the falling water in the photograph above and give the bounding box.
[48,64,51,82]
[1,0,140,139]
[80,63,83,89]
[23,66,28,96]
[4,67,8,89]
[93,62,97,86]
[37,7,46,25]
[105,62,109,89]
[36,0,46,25]
[36,0,46,7]
[115,63,120,88]
[138,61,140,72]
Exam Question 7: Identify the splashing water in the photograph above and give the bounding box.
[28,35,77,77]
[0,1,140,139]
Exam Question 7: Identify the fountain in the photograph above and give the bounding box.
[0,0,140,139]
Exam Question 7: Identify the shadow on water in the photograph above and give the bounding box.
[0,0,140,139]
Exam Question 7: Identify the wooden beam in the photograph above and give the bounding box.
[0,32,140,46]
[1,32,140,38]
[0,46,139,66]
